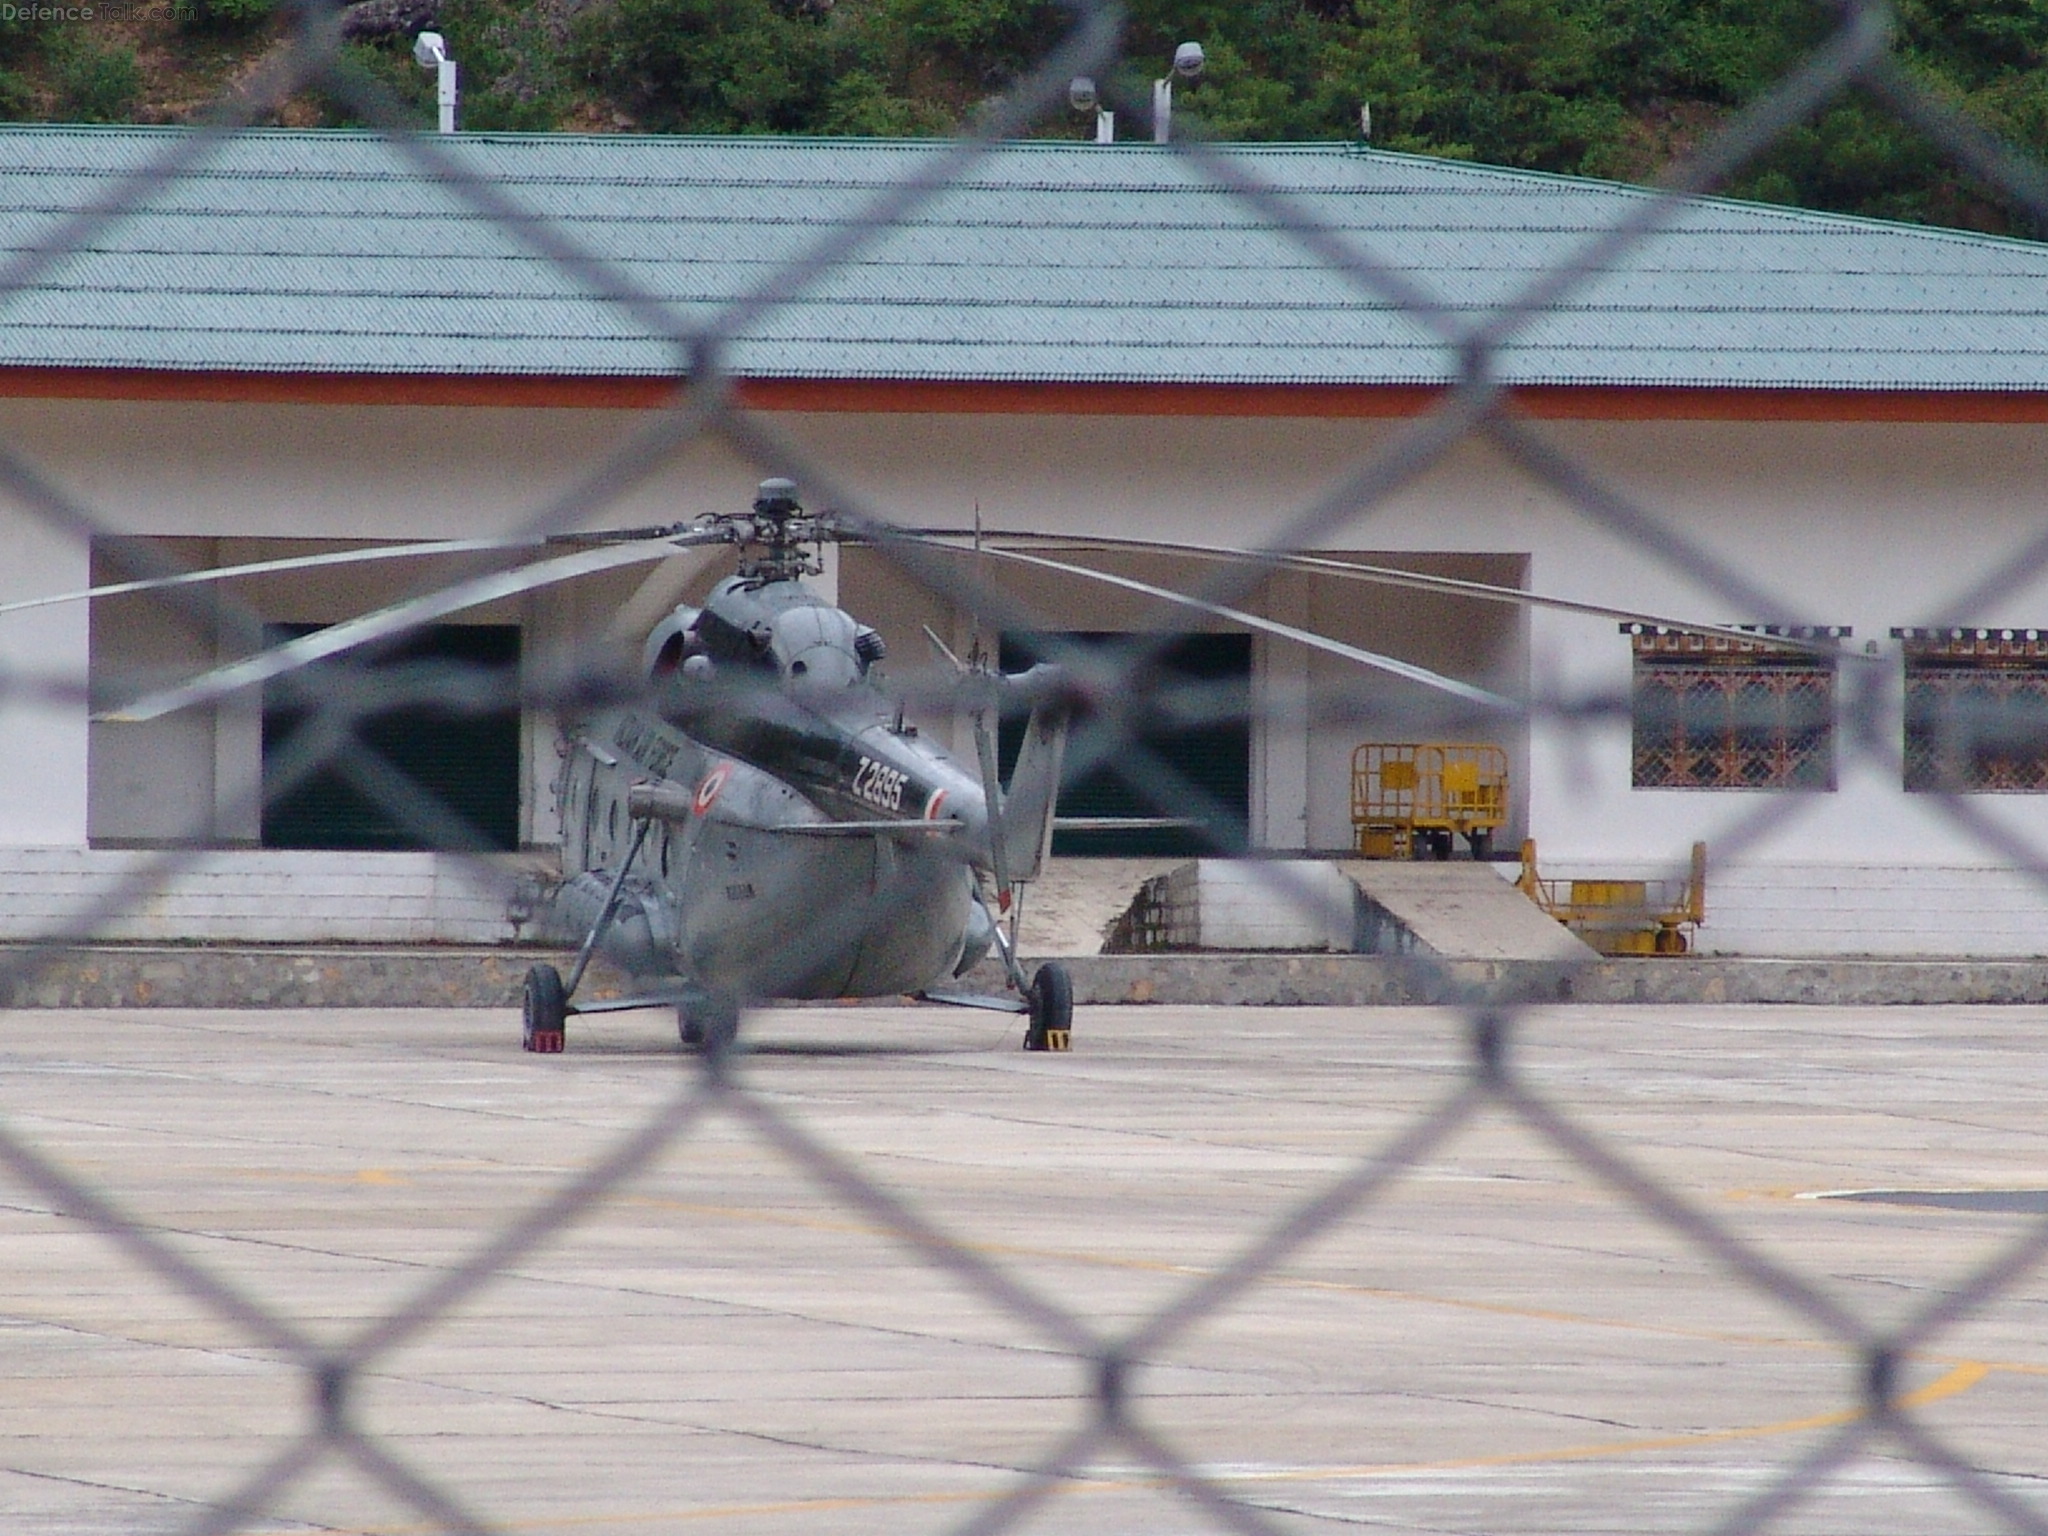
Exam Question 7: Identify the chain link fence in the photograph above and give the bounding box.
[3,0,2048,1529]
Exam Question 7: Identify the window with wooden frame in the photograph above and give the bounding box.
[1896,628,2048,793]
[1626,625,1844,791]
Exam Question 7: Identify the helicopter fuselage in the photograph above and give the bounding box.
[549,572,1002,1001]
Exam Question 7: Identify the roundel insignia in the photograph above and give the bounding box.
[694,763,733,815]
[922,788,948,821]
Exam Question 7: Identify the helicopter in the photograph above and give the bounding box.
[44,477,1791,1058]
[527,477,1081,1055]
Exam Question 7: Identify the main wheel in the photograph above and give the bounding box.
[523,964,567,1053]
[1023,962,1073,1052]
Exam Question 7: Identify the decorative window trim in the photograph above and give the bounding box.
[1893,628,2048,793]
[1625,625,1846,792]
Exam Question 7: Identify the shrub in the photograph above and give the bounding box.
[573,0,836,134]
[50,36,141,123]
[174,0,276,33]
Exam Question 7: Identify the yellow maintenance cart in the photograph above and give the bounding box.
[1351,743,1509,860]
[1516,839,1707,955]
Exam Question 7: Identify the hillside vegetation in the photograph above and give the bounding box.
[12,0,2048,234]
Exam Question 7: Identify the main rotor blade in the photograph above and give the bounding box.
[926,529,1817,654]
[603,544,730,648]
[968,546,1517,714]
[97,535,717,724]
[0,536,558,620]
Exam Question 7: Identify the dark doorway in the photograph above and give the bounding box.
[999,632,1251,856]
[261,624,521,852]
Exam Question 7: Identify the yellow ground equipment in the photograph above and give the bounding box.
[1351,743,1509,859]
[1517,840,1707,955]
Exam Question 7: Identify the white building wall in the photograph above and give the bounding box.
[0,849,546,943]
[0,520,88,845]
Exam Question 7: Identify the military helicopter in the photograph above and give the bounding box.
[527,477,1081,1055]
[46,477,1787,1058]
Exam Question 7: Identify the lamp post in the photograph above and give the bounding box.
[413,32,458,135]
[1069,76,1113,143]
[1153,41,1204,143]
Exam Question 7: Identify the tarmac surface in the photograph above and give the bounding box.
[3,1002,2048,1534]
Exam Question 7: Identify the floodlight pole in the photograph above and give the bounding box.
[414,32,459,135]
[1153,43,1204,144]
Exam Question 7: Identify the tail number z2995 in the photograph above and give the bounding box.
[852,755,909,812]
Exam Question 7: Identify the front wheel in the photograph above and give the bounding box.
[523,964,567,1053]
[1024,962,1073,1052]
[678,990,740,1058]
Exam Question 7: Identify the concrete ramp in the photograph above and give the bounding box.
[1097,858,1596,962]
[1016,858,1184,956]
[1342,861,1598,962]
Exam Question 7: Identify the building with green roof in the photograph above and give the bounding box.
[1,125,2045,955]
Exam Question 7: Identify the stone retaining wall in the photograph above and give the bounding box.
[10,946,2048,1009]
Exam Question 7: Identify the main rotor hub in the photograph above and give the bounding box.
[737,477,823,581]
[752,478,801,521]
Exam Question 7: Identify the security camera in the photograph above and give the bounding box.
[1172,41,1205,78]
[1068,76,1097,112]
[413,31,448,69]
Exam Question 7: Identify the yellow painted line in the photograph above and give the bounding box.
[274,1360,1989,1534]
[221,1165,485,1186]
[1253,1356,1990,1481]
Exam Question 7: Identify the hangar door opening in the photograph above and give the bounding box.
[1000,632,1250,856]
[261,624,521,851]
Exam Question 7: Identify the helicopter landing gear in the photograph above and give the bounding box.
[677,989,740,1056]
[522,964,568,1053]
[1023,962,1072,1052]
[527,821,650,1054]
[972,888,1069,1052]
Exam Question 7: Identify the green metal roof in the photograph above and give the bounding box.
[2,124,2045,390]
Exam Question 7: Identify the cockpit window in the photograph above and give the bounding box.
[695,608,776,673]
[648,631,687,677]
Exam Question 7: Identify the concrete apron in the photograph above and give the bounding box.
[9,945,2048,1008]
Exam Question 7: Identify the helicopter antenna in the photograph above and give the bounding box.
[922,624,967,673]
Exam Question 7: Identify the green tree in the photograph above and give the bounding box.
[63,0,2048,236]
[438,0,580,131]
[49,33,141,123]
[573,0,838,133]
[174,0,276,32]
